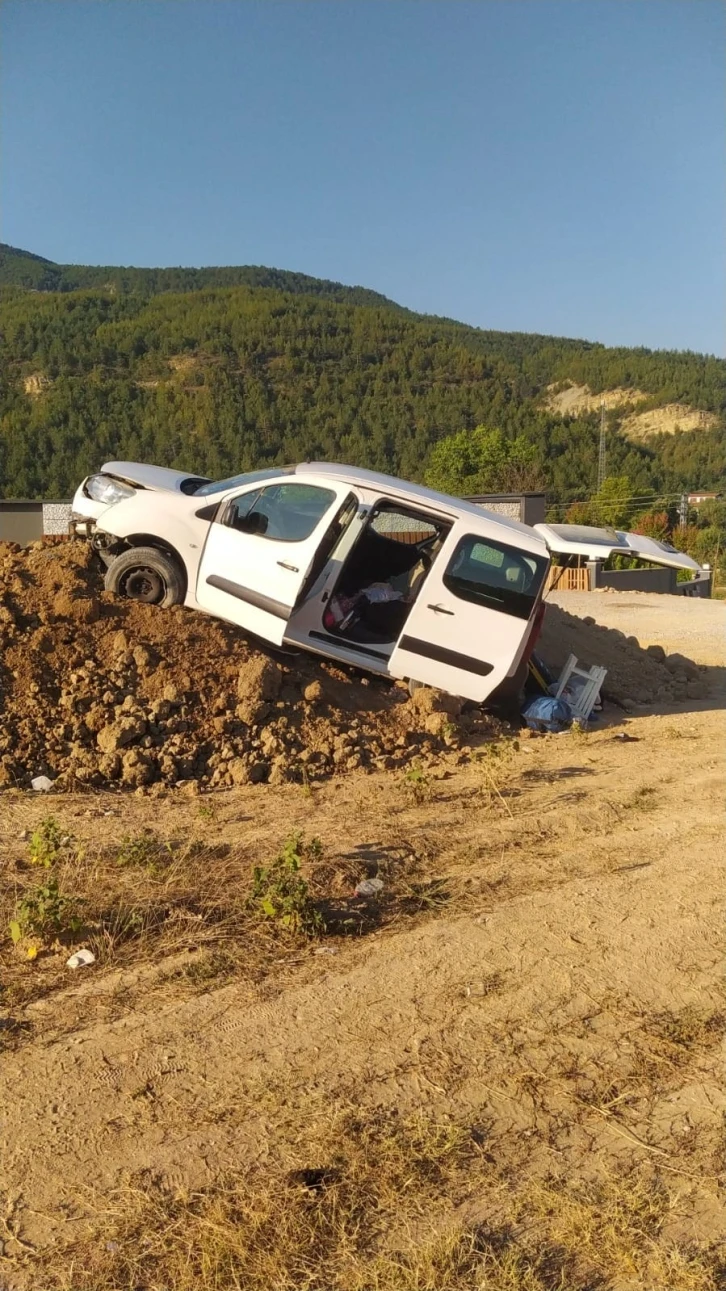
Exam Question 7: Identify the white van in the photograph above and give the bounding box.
[70,461,551,704]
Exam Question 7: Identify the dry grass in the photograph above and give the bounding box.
[2,826,258,998]
[516,1173,725,1291]
[2,719,725,1288]
[630,1005,726,1093]
[0,817,452,1037]
[625,784,660,812]
[28,1112,725,1291]
[1,755,721,1053]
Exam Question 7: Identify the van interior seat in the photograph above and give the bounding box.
[336,528,423,595]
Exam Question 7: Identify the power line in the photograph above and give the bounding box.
[545,492,688,508]
[545,487,691,503]
[544,493,697,523]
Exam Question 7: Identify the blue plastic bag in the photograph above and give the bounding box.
[521,695,574,733]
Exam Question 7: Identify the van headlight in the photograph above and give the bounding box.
[84,474,136,506]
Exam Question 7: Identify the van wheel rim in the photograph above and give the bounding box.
[121,567,165,603]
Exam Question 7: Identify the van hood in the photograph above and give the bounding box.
[535,522,702,573]
[101,461,210,494]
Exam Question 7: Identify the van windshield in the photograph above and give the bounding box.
[194,467,295,497]
[444,535,549,620]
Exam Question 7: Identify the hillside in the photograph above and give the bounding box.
[1,243,724,501]
[0,242,401,308]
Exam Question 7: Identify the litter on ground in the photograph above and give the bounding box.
[354,878,385,897]
[66,949,96,970]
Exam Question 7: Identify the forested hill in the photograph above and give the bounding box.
[1,243,724,502]
[0,243,400,308]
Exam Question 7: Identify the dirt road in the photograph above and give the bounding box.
[549,588,726,668]
[1,594,724,1287]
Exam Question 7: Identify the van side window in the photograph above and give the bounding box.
[443,535,548,619]
[370,511,439,547]
[226,484,337,542]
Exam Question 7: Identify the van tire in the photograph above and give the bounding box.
[104,545,185,608]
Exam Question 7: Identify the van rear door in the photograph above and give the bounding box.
[388,526,550,702]
[534,523,702,573]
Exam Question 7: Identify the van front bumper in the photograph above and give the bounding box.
[69,514,97,538]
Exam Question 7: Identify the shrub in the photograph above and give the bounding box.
[251,833,324,936]
[28,816,66,867]
[10,876,84,945]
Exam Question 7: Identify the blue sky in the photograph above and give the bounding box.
[2,0,724,354]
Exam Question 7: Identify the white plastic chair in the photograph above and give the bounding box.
[551,654,607,722]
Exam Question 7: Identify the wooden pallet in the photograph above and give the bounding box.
[546,566,592,593]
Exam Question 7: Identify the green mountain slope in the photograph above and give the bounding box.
[0,242,400,308]
[0,244,724,502]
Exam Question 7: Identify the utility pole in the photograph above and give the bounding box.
[597,401,607,492]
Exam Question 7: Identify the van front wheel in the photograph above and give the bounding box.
[104,546,184,608]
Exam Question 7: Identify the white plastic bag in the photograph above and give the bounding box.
[66,948,96,969]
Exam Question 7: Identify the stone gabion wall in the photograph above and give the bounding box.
[42,503,73,535]
[474,500,521,521]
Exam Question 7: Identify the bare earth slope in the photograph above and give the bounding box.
[543,382,719,440]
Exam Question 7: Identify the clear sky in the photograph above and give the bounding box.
[2,0,724,354]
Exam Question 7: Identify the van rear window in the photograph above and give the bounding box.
[443,535,548,619]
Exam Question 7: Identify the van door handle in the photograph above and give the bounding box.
[428,603,455,615]
[277,561,299,573]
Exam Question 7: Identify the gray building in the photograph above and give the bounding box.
[0,500,73,545]
[465,493,546,526]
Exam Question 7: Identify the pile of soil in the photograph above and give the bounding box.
[538,602,709,709]
[0,540,499,793]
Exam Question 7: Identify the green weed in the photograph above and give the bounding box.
[115,831,171,870]
[10,876,84,945]
[439,720,459,742]
[28,816,67,867]
[404,763,430,803]
[569,720,590,740]
[251,832,324,936]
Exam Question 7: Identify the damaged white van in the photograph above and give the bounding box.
[70,461,551,704]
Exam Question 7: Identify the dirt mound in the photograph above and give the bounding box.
[0,540,499,793]
[538,602,709,708]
